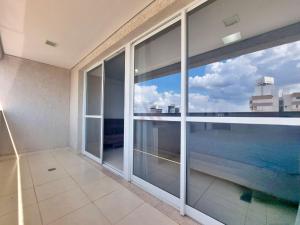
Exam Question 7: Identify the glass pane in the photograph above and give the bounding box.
[86,65,102,115]
[85,118,100,158]
[186,122,300,225]
[134,22,181,116]
[187,0,300,117]
[133,120,180,197]
[103,52,125,171]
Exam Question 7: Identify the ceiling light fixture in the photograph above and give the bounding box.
[222,32,242,45]
[223,14,240,27]
[45,40,57,47]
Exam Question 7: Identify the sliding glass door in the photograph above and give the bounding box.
[103,51,125,172]
[132,20,182,198]
[186,1,300,225]
[83,64,103,160]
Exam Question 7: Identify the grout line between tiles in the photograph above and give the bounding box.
[25,155,45,225]
[13,149,201,225]
[91,201,114,225]
[45,150,113,225]
[45,201,92,225]
[37,151,92,225]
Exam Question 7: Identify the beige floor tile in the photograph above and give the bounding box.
[81,176,122,201]
[51,148,73,157]
[27,152,56,169]
[63,161,99,175]
[0,204,42,225]
[54,153,87,168]
[35,177,77,201]
[70,167,106,186]
[0,188,37,217]
[95,188,143,224]
[30,164,68,186]
[49,203,110,225]
[155,202,185,224]
[0,166,33,196]
[116,203,178,225]
[0,172,33,197]
[38,187,90,224]
[127,185,161,207]
[0,159,17,178]
[0,173,18,197]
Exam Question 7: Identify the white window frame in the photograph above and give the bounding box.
[130,14,183,209]
[82,46,130,181]
[82,61,104,164]
[81,0,300,224]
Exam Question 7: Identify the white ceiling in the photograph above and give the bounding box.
[0,0,153,69]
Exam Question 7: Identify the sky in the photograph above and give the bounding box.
[134,39,300,113]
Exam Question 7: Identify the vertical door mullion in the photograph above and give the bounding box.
[129,43,135,181]
[100,62,105,164]
[82,71,87,153]
[180,9,187,216]
[124,44,131,181]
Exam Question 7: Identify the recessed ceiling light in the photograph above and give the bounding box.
[223,14,240,27]
[222,32,242,45]
[45,40,57,47]
[134,68,139,73]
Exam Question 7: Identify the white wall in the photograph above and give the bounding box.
[0,55,70,153]
[69,69,79,150]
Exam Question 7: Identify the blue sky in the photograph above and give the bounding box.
[138,72,181,93]
[137,66,207,93]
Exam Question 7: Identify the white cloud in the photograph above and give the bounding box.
[189,55,259,90]
[134,84,249,113]
[134,84,180,113]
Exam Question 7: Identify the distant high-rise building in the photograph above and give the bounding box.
[150,105,162,113]
[249,76,279,112]
[282,92,300,112]
[168,104,180,113]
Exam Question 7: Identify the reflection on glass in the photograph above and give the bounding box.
[86,65,102,115]
[133,120,180,197]
[186,122,300,225]
[134,22,181,115]
[103,52,125,171]
[188,40,300,116]
[187,0,300,117]
[85,118,100,158]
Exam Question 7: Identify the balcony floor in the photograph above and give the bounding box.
[0,148,200,225]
